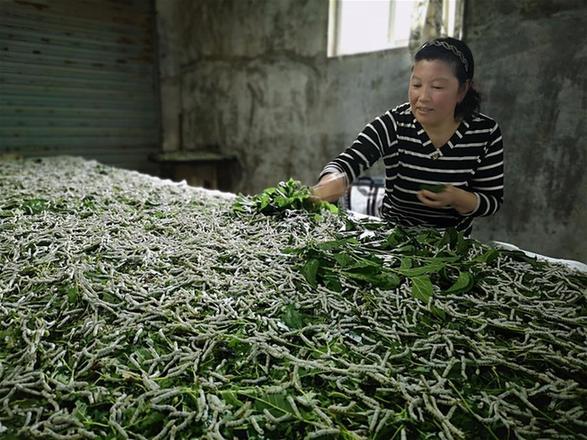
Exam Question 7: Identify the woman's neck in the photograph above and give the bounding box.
[421,118,461,149]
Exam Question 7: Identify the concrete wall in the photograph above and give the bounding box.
[466,0,586,261]
[155,0,412,190]
[156,0,586,262]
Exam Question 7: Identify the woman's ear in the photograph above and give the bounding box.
[458,80,470,102]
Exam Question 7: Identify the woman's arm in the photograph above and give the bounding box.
[315,112,398,201]
[467,123,504,216]
[312,172,348,202]
[417,122,504,216]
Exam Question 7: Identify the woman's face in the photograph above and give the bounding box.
[409,59,467,128]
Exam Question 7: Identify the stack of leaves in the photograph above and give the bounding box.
[0,156,585,440]
[232,178,338,217]
[290,228,492,321]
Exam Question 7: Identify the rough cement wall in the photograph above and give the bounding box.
[466,0,586,261]
[156,0,586,262]
[156,0,411,191]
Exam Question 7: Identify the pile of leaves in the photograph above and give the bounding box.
[232,178,338,217]
[0,157,585,440]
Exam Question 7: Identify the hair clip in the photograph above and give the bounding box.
[421,40,469,73]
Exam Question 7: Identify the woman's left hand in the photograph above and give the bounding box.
[417,186,456,209]
[417,185,478,215]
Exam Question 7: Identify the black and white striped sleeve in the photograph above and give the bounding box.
[466,123,504,217]
[319,115,394,183]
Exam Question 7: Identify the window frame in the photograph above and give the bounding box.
[328,0,414,58]
[328,0,461,58]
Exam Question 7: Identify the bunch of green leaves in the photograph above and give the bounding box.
[291,237,401,293]
[232,178,338,216]
[291,225,512,320]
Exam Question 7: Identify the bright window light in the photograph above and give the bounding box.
[389,0,415,47]
[328,0,417,57]
[328,0,460,58]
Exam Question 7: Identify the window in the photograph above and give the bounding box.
[328,0,461,57]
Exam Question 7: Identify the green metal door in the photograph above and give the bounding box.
[0,0,160,173]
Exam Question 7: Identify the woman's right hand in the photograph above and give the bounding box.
[311,172,348,202]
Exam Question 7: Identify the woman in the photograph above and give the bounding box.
[314,37,503,236]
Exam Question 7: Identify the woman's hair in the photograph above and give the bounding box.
[414,37,481,120]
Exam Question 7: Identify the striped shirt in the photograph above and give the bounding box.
[320,103,504,235]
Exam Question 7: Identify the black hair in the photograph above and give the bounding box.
[414,37,481,120]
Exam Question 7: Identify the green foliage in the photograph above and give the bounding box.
[293,238,402,293]
[411,275,434,303]
[21,198,50,214]
[291,225,486,305]
[445,271,475,294]
[232,178,339,216]
[281,303,306,330]
[19,198,71,215]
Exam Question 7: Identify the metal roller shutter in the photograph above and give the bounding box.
[0,0,160,173]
